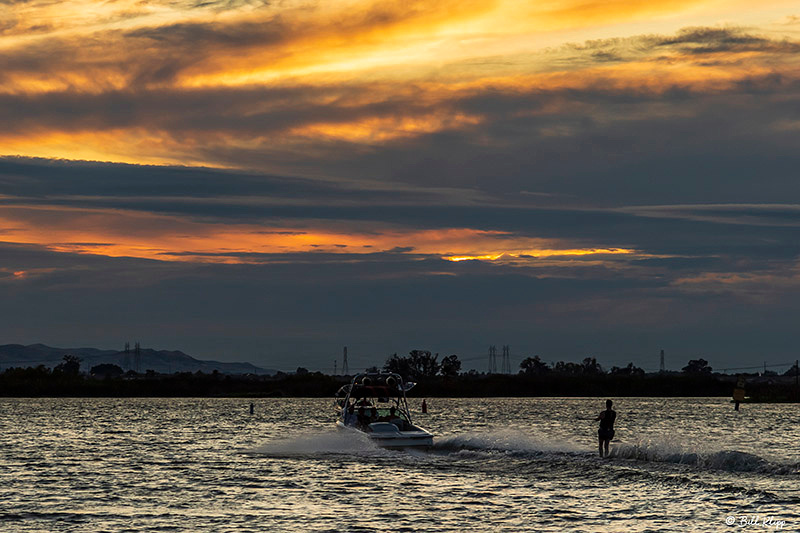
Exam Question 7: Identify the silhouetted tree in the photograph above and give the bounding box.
[384,350,440,380]
[409,350,440,379]
[582,357,604,375]
[365,366,379,373]
[609,362,645,376]
[2,365,50,379]
[519,356,549,375]
[554,361,582,374]
[54,355,81,376]
[295,367,309,375]
[440,355,461,377]
[682,358,712,374]
[384,353,412,378]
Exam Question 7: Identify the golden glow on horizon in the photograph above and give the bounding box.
[446,254,506,262]
[0,206,637,265]
[443,248,634,262]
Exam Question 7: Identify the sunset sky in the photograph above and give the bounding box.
[2,0,800,372]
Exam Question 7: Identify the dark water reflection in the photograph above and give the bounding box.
[0,397,798,532]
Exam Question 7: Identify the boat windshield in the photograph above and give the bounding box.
[377,406,408,421]
[337,372,415,427]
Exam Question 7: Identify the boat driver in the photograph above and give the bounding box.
[357,406,373,428]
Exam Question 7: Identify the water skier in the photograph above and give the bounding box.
[595,399,616,457]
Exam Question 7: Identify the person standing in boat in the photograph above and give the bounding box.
[595,399,616,457]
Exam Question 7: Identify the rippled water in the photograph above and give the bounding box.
[1,397,798,532]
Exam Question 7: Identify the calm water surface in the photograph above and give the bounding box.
[1,397,798,532]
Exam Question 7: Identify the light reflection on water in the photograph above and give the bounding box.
[0,397,798,532]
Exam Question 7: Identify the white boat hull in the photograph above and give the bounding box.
[336,421,433,448]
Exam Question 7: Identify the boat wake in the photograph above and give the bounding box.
[433,430,586,457]
[245,427,799,479]
[611,442,799,475]
[245,429,387,456]
[432,430,798,475]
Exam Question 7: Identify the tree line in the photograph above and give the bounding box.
[2,352,790,381]
[373,351,732,380]
[1,353,797,400]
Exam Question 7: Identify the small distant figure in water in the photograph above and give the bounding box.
[595,399,616,457]
[733,376,746,411]
[421,399,428,413]
[249,402,254,415]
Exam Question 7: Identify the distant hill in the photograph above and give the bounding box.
[0,344,275,375]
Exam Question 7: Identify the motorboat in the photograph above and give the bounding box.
[334,372,433,448]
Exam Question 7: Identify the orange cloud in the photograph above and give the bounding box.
[3,0,799,166]
[288,112,482,143]
[2,0,785,97]
[5,37,795,165]
[443,248,634,262]
[0,129,200,167]
[0,205,636,265]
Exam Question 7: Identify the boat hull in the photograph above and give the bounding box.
[336,421,433,448]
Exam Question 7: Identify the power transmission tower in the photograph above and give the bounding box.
[342,346,349,375]
[660,349,665,373]
[488,345,497,373]
[502,345,511,374]
[134,342,141,373]
[124,342,131,370]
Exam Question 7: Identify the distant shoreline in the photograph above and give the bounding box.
[0,396,792,403]
[1,370,797,401]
